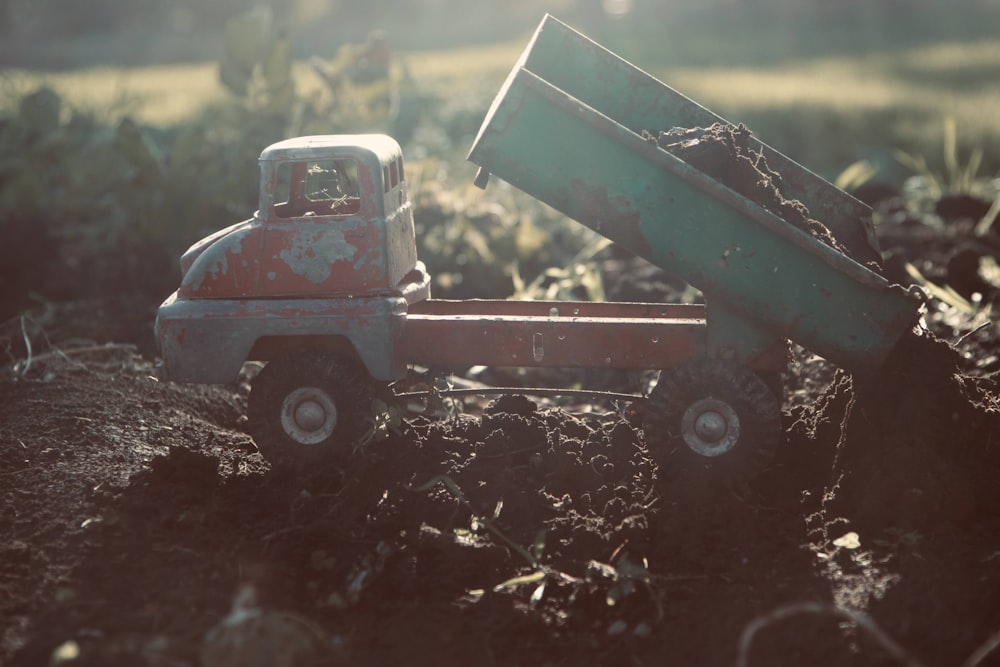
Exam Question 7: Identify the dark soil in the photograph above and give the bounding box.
[2,213,1000,667]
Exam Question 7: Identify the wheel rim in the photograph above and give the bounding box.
[680,397,740,457]
[279,386,339,446]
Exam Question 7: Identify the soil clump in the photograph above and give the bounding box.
[647,122,852,259]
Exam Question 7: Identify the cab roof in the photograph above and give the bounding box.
[259,134,402,163]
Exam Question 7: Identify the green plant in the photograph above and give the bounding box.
[510,235,612,302]
[218,6,294,117]
[356,397,405,450]
[974,196,1000,237]
[833,159,879,193]
[891,116,1000,235]
[903,262,980,315]
[894,117,985,200]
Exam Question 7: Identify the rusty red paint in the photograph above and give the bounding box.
[405,299,707,371]
[408,299,704,320]
[177,224,263,300]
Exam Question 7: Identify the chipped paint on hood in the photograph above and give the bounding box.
[185,232,240,291]
[178,222,263,298]
[277,228,359,284]
[180,217,255,278]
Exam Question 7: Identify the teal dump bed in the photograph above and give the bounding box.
[468,15,921,373]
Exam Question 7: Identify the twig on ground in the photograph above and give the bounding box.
[408,474,540,568]
[38,343,137,365]
[955,320,993,347]
[7,342,139,377]
[19,315,33,377]
[736,601,922,667]
[962,627,1000,667]
[0,466,44,479]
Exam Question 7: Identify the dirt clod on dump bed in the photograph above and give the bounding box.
[646,122,851,258]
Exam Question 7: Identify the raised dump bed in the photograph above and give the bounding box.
[468,15,922,373]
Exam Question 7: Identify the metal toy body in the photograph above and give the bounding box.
[155,16,922,476]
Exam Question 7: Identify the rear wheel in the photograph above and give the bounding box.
[247,351,374,465]
[643,358,781,482]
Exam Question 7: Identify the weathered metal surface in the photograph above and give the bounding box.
[159,134,427,385]
[176,219,262,299]
[479,15,881,266]
[405,299,717,372]
[407,298,704,320]
[156,274,428,384]
[467,16,923,373]
[254,215,389,297]
[257,134,404,165]
[703,300,789,368]
[179,134,417,300]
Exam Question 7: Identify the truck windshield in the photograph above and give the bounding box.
[272,158,361,218]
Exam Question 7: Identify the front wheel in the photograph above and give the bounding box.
[643,359,781,483]
[247,351,374,465]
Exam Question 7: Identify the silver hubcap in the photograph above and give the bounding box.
[681,397,740,457]
[280,387,338,446]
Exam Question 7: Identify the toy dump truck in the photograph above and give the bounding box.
[155,15,922,478]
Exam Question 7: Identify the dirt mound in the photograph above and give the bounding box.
[808,330,1000,533]
[780,328,1000,661]
[4,330,997,666]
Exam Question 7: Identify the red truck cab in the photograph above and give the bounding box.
[156,135,430,389]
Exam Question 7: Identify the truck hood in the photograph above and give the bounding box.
[179,216,256,279]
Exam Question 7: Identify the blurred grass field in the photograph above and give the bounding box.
[2,3,998,318]
[0,42,523,125]
[3,35,997,180]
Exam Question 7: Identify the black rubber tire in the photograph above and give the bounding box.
[247,350,373,465]
[643,358,781,482]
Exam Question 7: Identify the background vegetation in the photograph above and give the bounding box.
[0,0,998,325]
